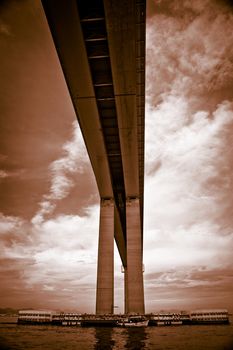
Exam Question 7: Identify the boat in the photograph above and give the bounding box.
[151,312,183,326]
[190,309,229,324]
[117,315,149,327]
[59,312,82,326]
[171,320,183,325]
[156,320,182,326]
[17,310,53,324]
[62,320,81,326]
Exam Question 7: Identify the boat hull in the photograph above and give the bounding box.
[117,319,149,327]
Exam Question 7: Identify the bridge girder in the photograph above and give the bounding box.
[42,1,146,302]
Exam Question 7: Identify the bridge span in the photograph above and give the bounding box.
[42,0,146,314]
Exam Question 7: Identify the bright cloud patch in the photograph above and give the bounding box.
[0,213,25,234]
[31,122,89,225]
[0,120,100,311]
[146,0,233,105]
[144,0,233,310]
[0,206,99,311]
[145,100,233,229]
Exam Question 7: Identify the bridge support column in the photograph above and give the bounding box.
[124,266,128,313]
[125,197,145,314]
[96,198,114,314]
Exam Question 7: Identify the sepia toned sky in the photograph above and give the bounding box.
[1,0,233,313]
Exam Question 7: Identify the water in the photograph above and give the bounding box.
[1,321,233,349]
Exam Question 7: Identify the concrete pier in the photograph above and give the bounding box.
[96,197,145,314]
[125,198,145,314]
[96,198,114,314]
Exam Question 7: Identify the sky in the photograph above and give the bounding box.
[0,0,233,314]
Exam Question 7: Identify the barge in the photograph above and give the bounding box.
[17,309,230,327]
[190,309,229,324]
[117,315,149,327]
[18,310,53,325]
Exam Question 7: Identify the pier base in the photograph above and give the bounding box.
[96,198,114,314]
[125,197,145,314]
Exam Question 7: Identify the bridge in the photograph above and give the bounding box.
[42,0,146,314]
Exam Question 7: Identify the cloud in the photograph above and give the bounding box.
[48,123,87,199]
[143,0,233,311]
[0,213,25,235]
[38,210,98,248]
[145,0,233,236]
[145,265,233,311]
[0,20,12,36]
[31,121,89,225]
[0,205,100,311]
[146,0,233,106]
[144,223,233,274]
[0,170,8,179]
[145,266,233,290]
[0,169,27,179]
[0,116,100,311]
[145,100,233,232]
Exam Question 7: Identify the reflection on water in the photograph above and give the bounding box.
[95,327,115,349]
[1,321,233,350]
[125,327,147,349]
[94,326,148,350]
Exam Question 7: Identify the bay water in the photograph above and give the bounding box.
[1,317,233,349]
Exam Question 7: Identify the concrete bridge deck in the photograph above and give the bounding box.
[42,0,146,314]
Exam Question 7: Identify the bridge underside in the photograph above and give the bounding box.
[42,0,146,314]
